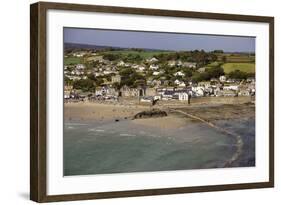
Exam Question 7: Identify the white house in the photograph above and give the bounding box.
[246,77,255,83]
[132,64,139,69]
[124,63,131,67]
[174,79,181,85]
[111,74,121,84]
[73,52,86,57]
[183,62,197,68]
[76,64,85,70]
[179,92,189,101]
[174,71,185,77]
[238,89,250,96]
[219,75,226,82]
[103,70,115,75]
[137,66,146,72]
[117,60,125,67]
[198,81,211,88]
[192,86,204,96]
[178,82,186,87]
[146,57,158,63]
[149,64,159,70]
[94,72,102,77]
[75,71,81,75]
[168,60,176,67]
[153,71,160,76]
[174,79,186,87]
[151,80,161,86]
[68,76,81,81]
[223,85,239,91]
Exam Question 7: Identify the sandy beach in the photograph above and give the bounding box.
[64,101,192,129]
[64,96,254,124]
[64,102,146,122]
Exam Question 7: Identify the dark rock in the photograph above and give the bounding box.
[133,109,167,119]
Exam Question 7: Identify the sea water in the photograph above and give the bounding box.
[63,118,255,176]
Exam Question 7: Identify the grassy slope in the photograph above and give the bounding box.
[217,54,255,63]
[64,57,82,65]
[222,63,255,73]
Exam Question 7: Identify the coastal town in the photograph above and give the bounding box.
[63,28,256,176]
[64,47,255,105]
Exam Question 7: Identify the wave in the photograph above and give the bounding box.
[88,128,105,132]
[119,133,136,137]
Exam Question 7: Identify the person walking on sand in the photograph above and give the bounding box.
[188,90,192,105]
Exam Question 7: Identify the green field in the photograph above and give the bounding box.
[217,54,255,63]
[64,57,82,65]
[222,63,255,73]
[101,50,172,58]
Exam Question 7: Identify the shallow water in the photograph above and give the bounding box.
[63,118,255,176]
[214,118,255,167]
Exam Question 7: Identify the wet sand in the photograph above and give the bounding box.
[132,115,189,129]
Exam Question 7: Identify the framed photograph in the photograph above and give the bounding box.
[30,1,274,202]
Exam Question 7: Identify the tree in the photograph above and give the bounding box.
[206,66,225,79]
[191,72,204,83]
[228,70,249,79]
[123,53,143,63]
[182,67,193,78]
[64,76,72,85]
[212,50,224,53]
[95,77,104,86]
[102,53,121,61]
[73,79,95,92]
[222,56,227,63]
[119,67,145,87]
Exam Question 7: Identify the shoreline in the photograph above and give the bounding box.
[64,98,255,126]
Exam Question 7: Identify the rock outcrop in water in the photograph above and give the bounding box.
[133,109,167,119]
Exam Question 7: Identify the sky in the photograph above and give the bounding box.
[64,27,255,53]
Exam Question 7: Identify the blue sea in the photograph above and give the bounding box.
[63,118,255,176]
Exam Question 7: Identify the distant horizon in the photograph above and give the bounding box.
[64,28,255,53]
[64,42,255,53]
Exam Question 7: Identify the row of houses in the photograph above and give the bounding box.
[64,80,255,103]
